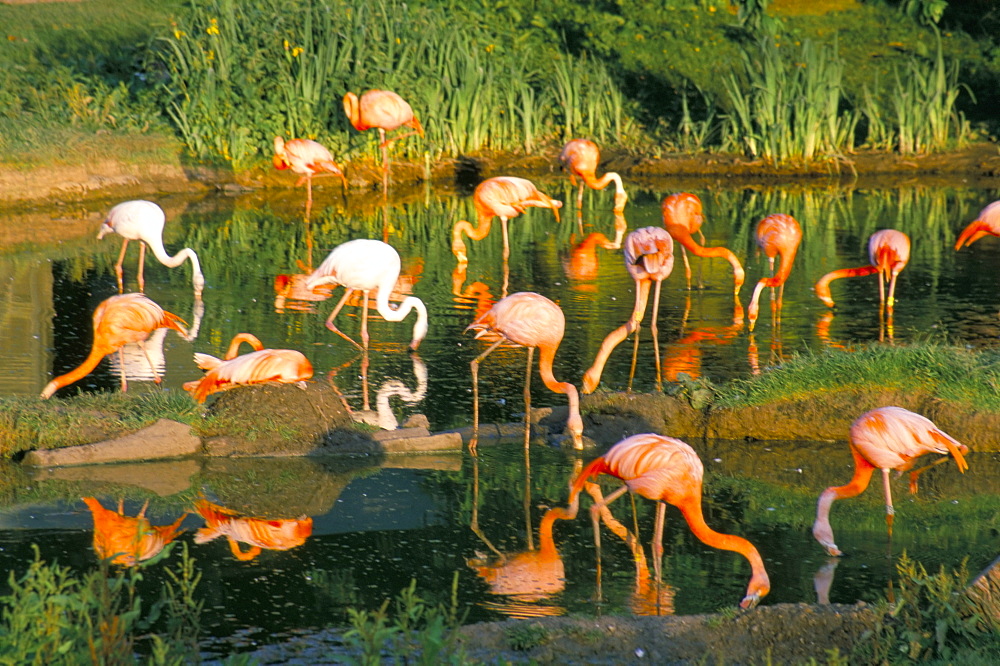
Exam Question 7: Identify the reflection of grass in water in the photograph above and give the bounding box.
[306,568,359,607]
[715,342,1000,412]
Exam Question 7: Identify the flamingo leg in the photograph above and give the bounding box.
[115,239,129,293]
[627,325,640,393]
[379,128,389,182]
[117,347,128,392]
[137,340,162,385]
[907,455,952,494]
[325,289,363,350]
[500,217,510,261]
[359,288,371,350]
[470,338,506,448]
[652,501,666,584]
[651,279,664,391]
[881,467,895,537]
[681,246,692,291]
[137,242,147,293]
[887,273,899,311]
[576,181,585,211]
[589,484,632,559]
[523,346,534,450]
[878,273,887,313]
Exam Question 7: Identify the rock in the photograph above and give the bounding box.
[21,419,200,467]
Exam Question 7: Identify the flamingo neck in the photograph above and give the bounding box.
[451,218,493,261]
[225,333,265,360]
[536,343,584,448]
[40,345,113,398]
[812,447,875,554]
[584,171,625,196]
[374,279,428,350]
[814,265,879,307]
[145,237,205,296]
[673,236,745,290]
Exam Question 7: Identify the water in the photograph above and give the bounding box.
[1,178,999,648]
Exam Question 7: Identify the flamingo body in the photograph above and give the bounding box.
[40,293,188,399]
[466,292,583,450]
[273,136,347,206]
[812,406,969,556]
[559,139,627,212]
[84,497,186,567]
[343,89,423,180]
[661,192,745,298]
[747,214,802,331]
[183,333,313,403]
[97,200,205,296]
[955,200,1000,250]
[306,239,428,350]
[194,499,313,561]
[814,229,910,309]
[452,177,562,263]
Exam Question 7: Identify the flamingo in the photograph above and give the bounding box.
[955,200,1000,251]
[342,89,424,181]
[465,292,584,451]
[558,139,628,214]
[451,177,562,263]
[582,227,674,393]
[305,239,428,351]
[812,406,969,557]
[97,200,205,297]
[40,293,188,399]
[544,433,770,610]
[182,333,314,404]
[193,499,313,562]
[661,192,745,299]
[814,229,910,311]
[83,497,187,567]
[747,214,802,331]
[273,136,347,210]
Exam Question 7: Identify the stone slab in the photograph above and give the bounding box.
[21,419,201,467]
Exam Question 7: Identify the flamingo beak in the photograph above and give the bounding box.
[739,592,761,610]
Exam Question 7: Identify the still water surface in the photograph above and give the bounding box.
[1,179,999,648]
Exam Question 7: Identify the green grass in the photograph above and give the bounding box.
[714,342,1000,412]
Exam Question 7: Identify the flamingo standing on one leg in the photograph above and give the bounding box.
[273,136,347,211]
[747,214,802,331]
[183,333,313,403]
[812,406,969,557]
[543,433,770,609]
[452,176,563,263]
[661,193,745,300]
[40,293,188,399]
[305,239,428,351]
[582,227,674,393]
[955,200,1000,251]
[814,229,910,312]
[97,200,205,297]
[343,89,424,183]
[465,292,584,451]
[559,139,628,214]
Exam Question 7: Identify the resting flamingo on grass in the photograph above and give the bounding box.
[747,214,802,331]
[661,192,745,299]
[582,227,674,393]
[40,293,188,399]
[955,200,1000,251]
[544,433,770,610]
[183,333,313,404]
[812,406,969,557]
[465,292,583,451]
[452,177,562,263]
[559,139,628,213]
[343,89,423,181]
[273,136,347,209]
[814,229,910,312]
[97,200,205,297]
[306,239,428,351]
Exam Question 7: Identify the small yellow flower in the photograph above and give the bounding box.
[207,18,220,36]
[206,49,215,62]
[291,47,303,58]
[708,5,716,12]
[635,33,644,41]
[694,47,700,52]
[485,44,495,53]
[395,37,400,45]
[284,39,290,50]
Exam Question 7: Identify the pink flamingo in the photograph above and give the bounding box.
[183,333,313,403]
[559,139,628,213]
[273,136,347,209]
[342,89,424,180]
[661,193,745,299]
[814,229,910,312]
[747,214,802,331]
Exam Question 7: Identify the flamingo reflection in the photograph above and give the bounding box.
[193,498,313,561]
[562,215,627,288]
[661,300,744,382]
[661,193,745,300]
[747,214,802,332]
[559,139,628,216]
[814,229,910,314]
[83,497,186,567]
[451,177,562,264]
[334,350,428,431]
[582,227,674,393]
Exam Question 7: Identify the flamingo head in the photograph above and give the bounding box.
[954,219,990,251]
[812,521,843,557]
[740,571,770,610]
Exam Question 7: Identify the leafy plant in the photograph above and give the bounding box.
[505,622,550,651]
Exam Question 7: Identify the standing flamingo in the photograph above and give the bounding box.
[343,89,424,182]
[40,293,188,399]
[545,433,770,609]
[812,406,969,557]
[97,200,205,297]
[83,497,187,567]
[559,139,628,214]
[661,193,745,299]
[814,229,910,312]
[305,239,428,351]
[273,136,347,210]
[183,333,313,404]
[452,176,562,263]
[582,227,674,393]
[955,200,1000,251]
[747,214,802,331]
[465,292,584,451]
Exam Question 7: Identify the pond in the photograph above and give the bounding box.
[1,176,999,651]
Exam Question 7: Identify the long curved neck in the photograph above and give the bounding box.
[672,234,745,292]
[536,343,583,448]
[225,333,265,360]
[40,345,113,398]
[145,236,205,296]
[584,171,625,195]
[813,447,875,540]
[761,245,799,289]
[451,218,494,262]
[374,279,428,350]
[815,265,878,306]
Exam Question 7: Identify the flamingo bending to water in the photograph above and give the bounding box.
[955,200,1000,251]
[812,406,968,557]
[582,227,674,393]
[661,193,745,299]
[306,239,428,351]
[544,433,770,610]
[40,293,188,399]
[273,136,347,209]
[747,214,802,331]
[343,89,423,180]
[97,200,205,297]
[183,333,313,403]
[559,139,628,213]
[465,292,583,451]
[814,229,910,311]
[452,177,562,263]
